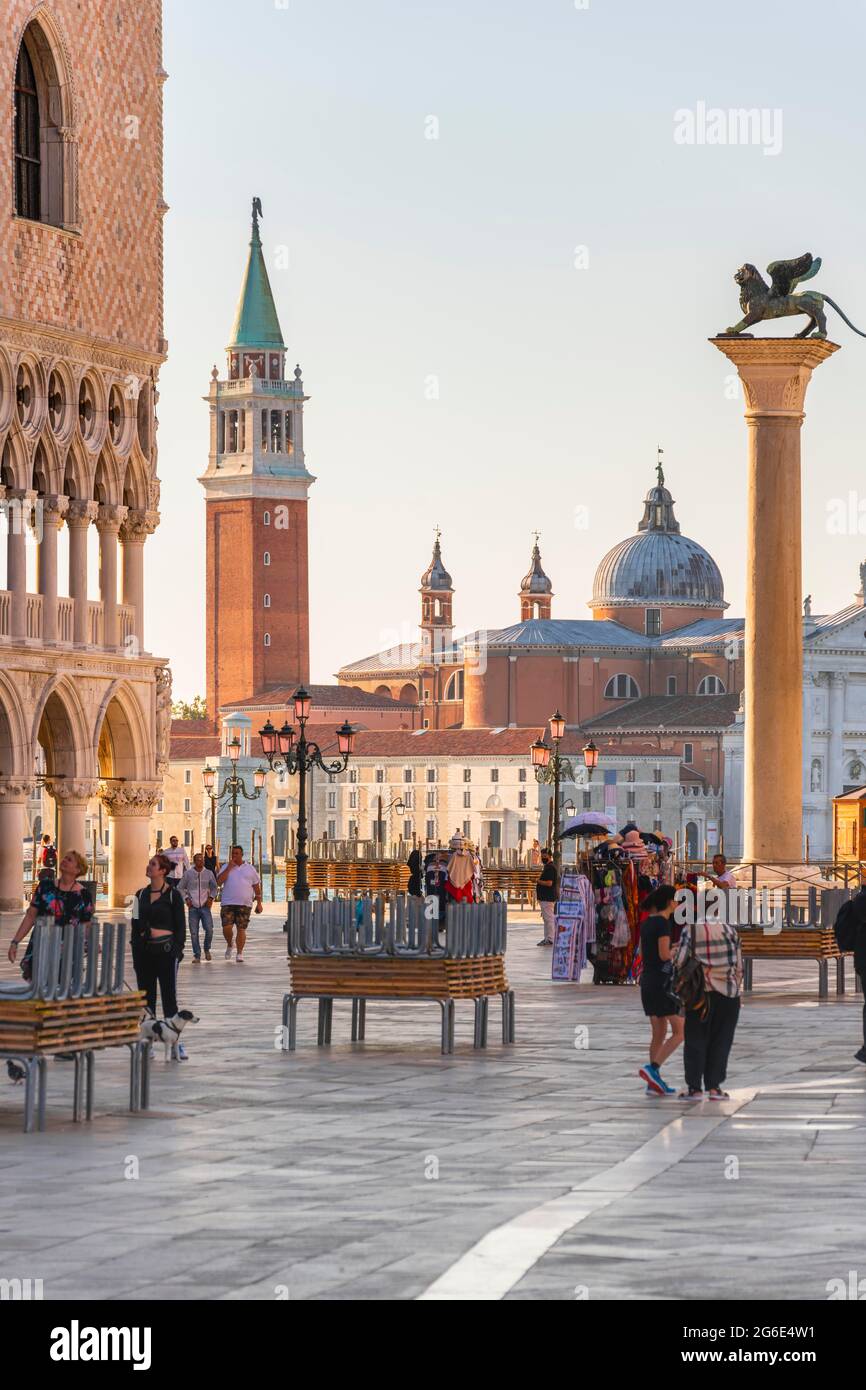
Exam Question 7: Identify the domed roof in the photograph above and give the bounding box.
[590,467,726,611]
[520,537,553,595]
[420,533,452,591]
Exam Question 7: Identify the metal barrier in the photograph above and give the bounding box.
[286,895,507,959]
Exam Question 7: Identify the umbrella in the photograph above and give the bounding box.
[639,831,666,846]
[558,812,617,840]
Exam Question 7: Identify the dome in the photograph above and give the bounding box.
[590,470,726,610]
[421,534,452,591]
[520,539,553,595]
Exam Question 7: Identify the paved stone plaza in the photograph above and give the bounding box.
[1,904,865,1302]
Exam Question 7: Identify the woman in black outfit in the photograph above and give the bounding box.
[132,853,187,1018]
[407,847,423,898]
[637,884,683,1097]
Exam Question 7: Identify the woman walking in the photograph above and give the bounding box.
[7,850,94,980]
[132,853,187,1055]
[637,885,683,1097]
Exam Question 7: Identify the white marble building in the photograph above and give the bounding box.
[724,571,866,859]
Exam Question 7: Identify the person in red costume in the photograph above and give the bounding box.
[445,833,475,904]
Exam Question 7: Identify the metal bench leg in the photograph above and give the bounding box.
[73,1053,84,1123]
[857,970,864,997]
[128,1043,140,1112]
[287,996,299,1052]
[140,1041,150,1111]
[317,997,333,1046]
[501,990,515,1043]
[317,998,326,1045]
[837,956,846,996]
[85,1050,94,1121]
[818,959,829,1000]
[351,997,360,1041]
[357,999,366,1040]
[473,996,489,1049]
[743,959,753,994]
[473,999,482,1049]
[37,1057,46,1132]
[22,1059,37,1134]
[440,1000,454,1055]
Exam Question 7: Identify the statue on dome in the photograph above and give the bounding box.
[718,253,866,340]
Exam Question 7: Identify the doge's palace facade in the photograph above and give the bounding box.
[0,2,168,907]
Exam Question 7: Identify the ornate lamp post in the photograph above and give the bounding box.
[531,719,601,874]
[258,687,355,901]
[202,736,266,852]
[376,795,405,857]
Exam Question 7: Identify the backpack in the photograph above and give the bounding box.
[834,895,865,953]
[671,925,709,1019]
[42,844,57,868]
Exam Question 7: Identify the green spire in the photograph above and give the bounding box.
[227,198,286,350]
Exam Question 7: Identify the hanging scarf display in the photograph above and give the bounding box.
[552,869,593,981]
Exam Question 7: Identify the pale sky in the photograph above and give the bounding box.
[152,0,866,704]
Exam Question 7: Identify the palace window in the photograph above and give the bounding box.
[604,674,640,700]
[697,675,726,695]
[654,790,662,809]
[264,594,271,608]
[264,632,271,647]
[263,552,271,566]
[667,676,677,695]
[627,789,636,808]
[403,767,413,783]
[645,608,661,637]
[518,819,527,841]
[327,820,336,840]
[426,790,435,809]
[683,743,694,765]
[263,510,271,526]
[14,23,77,229]
[582,790,591,809]
[426,819,436,841]
[14,42,40,220]
[184,769,191,784]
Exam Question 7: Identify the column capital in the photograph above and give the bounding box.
[119,508,160,544]
[0,777,36,801]
[45,776,99,804]
[711,337,839,417]
[96,503,128,533]
[831,670,847,687]
[66,499,99,527]
[36,494,70,530]
[99,780,161,818]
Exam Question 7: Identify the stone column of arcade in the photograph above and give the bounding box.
[0,780,33,910]
[99,783,161,908]
[712,337,838,864]
[45,779,98,866]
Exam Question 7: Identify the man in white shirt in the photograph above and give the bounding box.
[217,844,262,963]
[708,854,737,890]
[179,853,219,962]
[163,835,190,887]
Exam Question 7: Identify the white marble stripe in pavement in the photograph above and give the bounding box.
[417,1089,757,1301]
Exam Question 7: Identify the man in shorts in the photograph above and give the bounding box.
[216,845,262,963]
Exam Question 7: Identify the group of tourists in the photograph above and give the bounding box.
[6,837,263,1061]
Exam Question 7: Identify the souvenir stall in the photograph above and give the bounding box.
[551,813,615,982]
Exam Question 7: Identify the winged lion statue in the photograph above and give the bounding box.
[718,253,866,339]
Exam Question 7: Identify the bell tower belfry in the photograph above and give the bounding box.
[200,198,314,721]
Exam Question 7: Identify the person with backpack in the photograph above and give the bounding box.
[637,885,683,1096]
[673,906,743,1101]
[37,834,58,882]
[834,889,866,1062]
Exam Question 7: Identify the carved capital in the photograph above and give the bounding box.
[0,777,36,801]
[66,499,99,528]
[45,777,100,804]
[37,494,70,530]
[712,337,839,418]
[96,503,128,533]
[99,780,161,817]
[119,508,160,544]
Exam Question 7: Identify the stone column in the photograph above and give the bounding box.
[67,500,98,647]
[97,504,127,651]
[713,337,838,862]
[119,509,158,655]
[36,495,68,645]
[0,779,33,910]
[46,779,99,860]
[100,782,161,908]
[828,670,846,799]
[6,490,34,642]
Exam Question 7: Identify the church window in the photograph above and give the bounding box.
[263,511,270,526]
[261,410,268,450]
[444,670,464,701]
[263,552,270,566]
[604,674,640,700]
[667,675,677,695]
[683,743,694,765]
[645,608,661,637]
[14,41,41,220]
[264,632,271,646]
[263,594,271,608]
[697,675,725,695]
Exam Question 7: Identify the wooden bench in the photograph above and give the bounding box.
[739,927,857,999]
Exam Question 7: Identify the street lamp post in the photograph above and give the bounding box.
[202,736,266,855]
[377,794,405,857]
[258,687,355,901]
[530,716,601,875]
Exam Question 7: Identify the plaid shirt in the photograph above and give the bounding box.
[674,920,743,997]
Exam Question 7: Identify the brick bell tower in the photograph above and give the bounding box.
[200,198,314,722]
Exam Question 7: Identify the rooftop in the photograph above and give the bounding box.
[579,693,740,733]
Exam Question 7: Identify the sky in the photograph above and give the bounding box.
[152,0,866,703]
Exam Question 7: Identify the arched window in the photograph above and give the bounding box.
[263,593,271,608]
[263,510,270,526]
[603,674,640,700]
[14,21,77,228]
[263,551,270,566]
[264,632,271,647]
[14,41,40,220]
[444,670,464,701]
[697,675,726,695]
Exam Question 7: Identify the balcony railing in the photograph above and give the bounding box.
[0,591,136,649]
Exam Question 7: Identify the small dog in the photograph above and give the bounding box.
[139,1009,200,1061]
